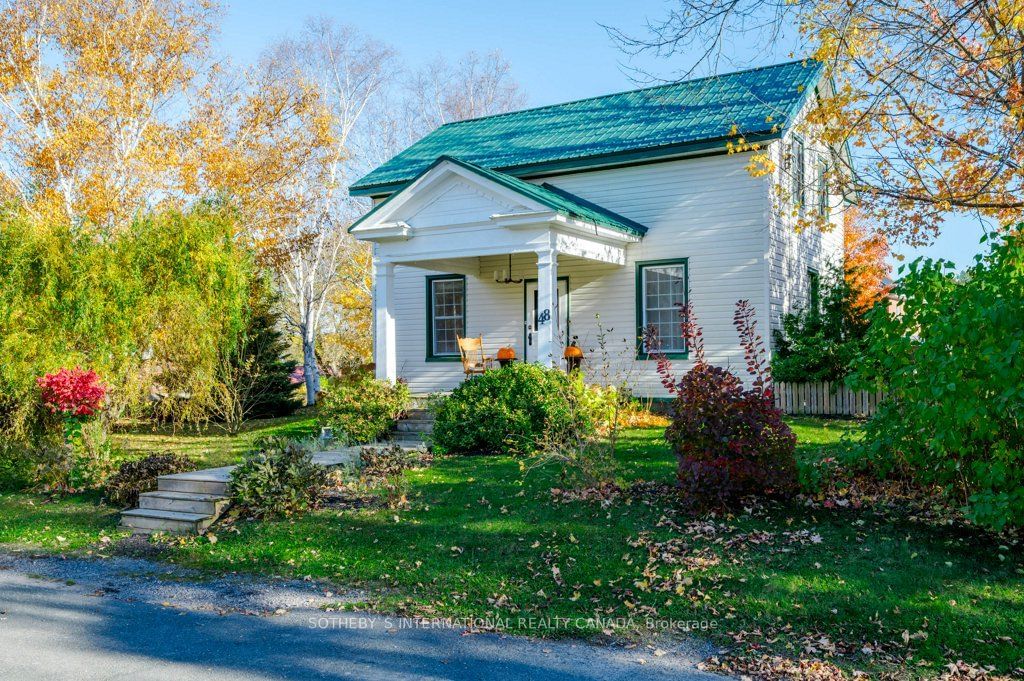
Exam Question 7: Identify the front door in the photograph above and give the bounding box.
[524,279,569,363]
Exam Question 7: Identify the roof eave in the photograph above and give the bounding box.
[348,130,783,198]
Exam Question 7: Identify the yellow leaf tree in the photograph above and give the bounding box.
[0,0,218,230]
[198,19,394,405]
[609,0,1024,245]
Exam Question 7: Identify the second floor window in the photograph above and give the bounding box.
[790,136,805,212]
[817,161,830,219]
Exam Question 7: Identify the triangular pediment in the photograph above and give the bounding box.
[402,176,529,228]
[349,158,547,236]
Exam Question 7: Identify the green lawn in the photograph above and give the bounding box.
[0,491,122,550]
[0,414,319,549]
[110,412,320,468]
[2,416,1021,676]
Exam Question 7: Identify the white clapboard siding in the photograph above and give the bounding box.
[774,382,884,417]
[383,147,843,398]
[391,152,773,397]
[766,106,846,332]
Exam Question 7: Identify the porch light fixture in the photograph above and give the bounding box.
[493,253,523,285]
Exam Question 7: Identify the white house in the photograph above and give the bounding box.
[348,60,844,398]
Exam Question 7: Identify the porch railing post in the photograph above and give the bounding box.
[535,248,559,367]
[373,257,397,382]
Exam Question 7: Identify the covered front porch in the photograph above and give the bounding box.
[349,156,646,388]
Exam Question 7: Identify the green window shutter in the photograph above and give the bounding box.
[817,161,829,219]
[808,269,821,315]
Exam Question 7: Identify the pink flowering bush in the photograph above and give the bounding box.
[37,368,107,417]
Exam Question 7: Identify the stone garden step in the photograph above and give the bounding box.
[119,508,214,535]
[396,419,433,433]
[390,433,429,447]
[157,477,228,496]
[121,449,361,536]
[157,466,232,496]
[138,490,230,516]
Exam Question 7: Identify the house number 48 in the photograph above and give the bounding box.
[538,309,551,324]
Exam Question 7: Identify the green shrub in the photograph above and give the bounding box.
[104,453,195,507]
[771,265,870,383]
[430,362,590,457]
[229,438,329,519]
[71,418,116,491]
[0,440,33,491]
[317,376,410,445]
[0,206,254,435]
[528,371,623,487]
[849,231,1024,531]
[571,373,619,434]
[358,444,426,509]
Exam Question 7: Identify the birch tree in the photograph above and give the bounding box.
[262,19,395,405]
[0,0,217,231]
[404,50,527,141]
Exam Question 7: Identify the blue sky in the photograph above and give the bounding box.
[220,0,991,270]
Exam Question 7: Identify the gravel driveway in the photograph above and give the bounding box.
[0,549,726,680]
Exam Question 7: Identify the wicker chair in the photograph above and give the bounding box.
[457,336,494,377]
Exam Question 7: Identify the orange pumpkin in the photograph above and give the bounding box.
[563,345,584,359]
[497,347,516,361]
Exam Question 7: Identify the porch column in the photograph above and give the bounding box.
[535,248,559,367]
[373,258,397,382]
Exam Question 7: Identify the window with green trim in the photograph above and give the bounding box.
[427,276,465,357]
[808,268,821,314]
[817,161,830,219]
[637,260,688,357]
[790,135,805,212]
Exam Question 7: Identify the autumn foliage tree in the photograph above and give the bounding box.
[610,0,1024,245]
[843,208,891,315]
[0,0,218,230]
[0,1,528,414]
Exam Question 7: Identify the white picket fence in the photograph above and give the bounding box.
[774,382,885,417]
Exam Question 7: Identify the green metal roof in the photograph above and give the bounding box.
[348,155,648,237]
[350,59,823,196]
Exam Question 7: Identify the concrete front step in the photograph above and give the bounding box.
[119,508,214,535]
[394,407,434,443]
[138,490,230,516]
[396,420,433,433]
